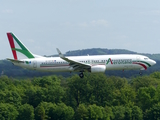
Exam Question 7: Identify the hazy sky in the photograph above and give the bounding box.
[0,0,160,60]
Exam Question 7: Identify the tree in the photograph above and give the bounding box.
[102,106,114,120]
[24,86,46,107]
[66,74,122,108]
[112,106,125,120]
[26,76,65,107]
[0,75,10,90]
[144,103,160,120]
[35,105,45,120]
[124,106,132,120]
[136,86,157,111]
[131,106,143,120]
[49,103,74,120]
[88,104,103,120]
[65,74,91,109]
[35,102,54,120]
[35,102,74,120]
[0,103,18,120]
[130,76,159,91]
[46,85,65,103]
[32,76,61,88]
[150,71,160,79]
[0,75,11,85]
[5,90,22,107]
[17,104,34,120]
[112,85,136,106]
[75,104,89,120]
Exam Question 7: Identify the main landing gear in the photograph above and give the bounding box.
[79,72,84,78]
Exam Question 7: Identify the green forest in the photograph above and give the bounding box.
[1,72,160,120]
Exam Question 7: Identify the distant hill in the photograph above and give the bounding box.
[1,48,159,78]
[50,48,137,57]
[51,48,160,61]
[65,48,137,56]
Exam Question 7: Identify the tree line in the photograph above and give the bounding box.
[0,72,160,120]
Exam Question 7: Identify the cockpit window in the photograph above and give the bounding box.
[144,58,149,60]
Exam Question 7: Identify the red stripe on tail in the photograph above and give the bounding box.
[7,33,18,60]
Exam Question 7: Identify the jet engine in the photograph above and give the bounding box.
[91,65,106,73]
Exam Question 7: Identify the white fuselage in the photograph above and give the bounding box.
[13,54,156,72]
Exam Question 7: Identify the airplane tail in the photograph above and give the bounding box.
[7,32,42,60]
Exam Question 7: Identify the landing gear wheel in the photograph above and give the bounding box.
[139,71,142,75]
[79,72,84,78]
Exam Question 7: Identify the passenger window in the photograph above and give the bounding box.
[144,58,148,60]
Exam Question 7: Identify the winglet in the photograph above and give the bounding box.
[56,48,65,58]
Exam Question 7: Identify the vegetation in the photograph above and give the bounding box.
[0,72,160,119]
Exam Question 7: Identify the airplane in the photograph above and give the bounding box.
[6,32,156,78]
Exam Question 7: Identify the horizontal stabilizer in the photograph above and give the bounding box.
[7,58,24,63]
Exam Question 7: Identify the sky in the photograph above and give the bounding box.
[0,0,160,60]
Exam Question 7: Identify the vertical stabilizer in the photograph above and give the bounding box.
[7,32,41,60]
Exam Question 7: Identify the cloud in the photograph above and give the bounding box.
[111,35,128,41]
[61,19,109,28]
[60,22,74,27]
[153,20,159,24]
[78,22,88,27]
[140,10,160,16]
[60,19,109,29]
[151,10,160,15]
[91,19,108,27]
[78,19,109,28]
[69,0,79,2]
[1,9,13,14]
[27,39,35,43]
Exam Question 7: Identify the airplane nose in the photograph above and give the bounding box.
[151,60,156,66]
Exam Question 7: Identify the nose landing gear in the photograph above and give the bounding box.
[139,71,142,75]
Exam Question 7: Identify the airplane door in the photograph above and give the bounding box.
[33,61,37,68]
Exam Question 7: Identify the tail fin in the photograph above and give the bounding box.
[7,32,42,60]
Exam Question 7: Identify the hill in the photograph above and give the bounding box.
[51,48,160,61]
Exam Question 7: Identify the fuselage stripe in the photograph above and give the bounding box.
[140,61,151,67]
[40,64,70,68]
[133,62,147,70]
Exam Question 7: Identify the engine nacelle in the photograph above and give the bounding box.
[91,65,106,73]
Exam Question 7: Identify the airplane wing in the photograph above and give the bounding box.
[56,48,91,71]
[7,58,24,63]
